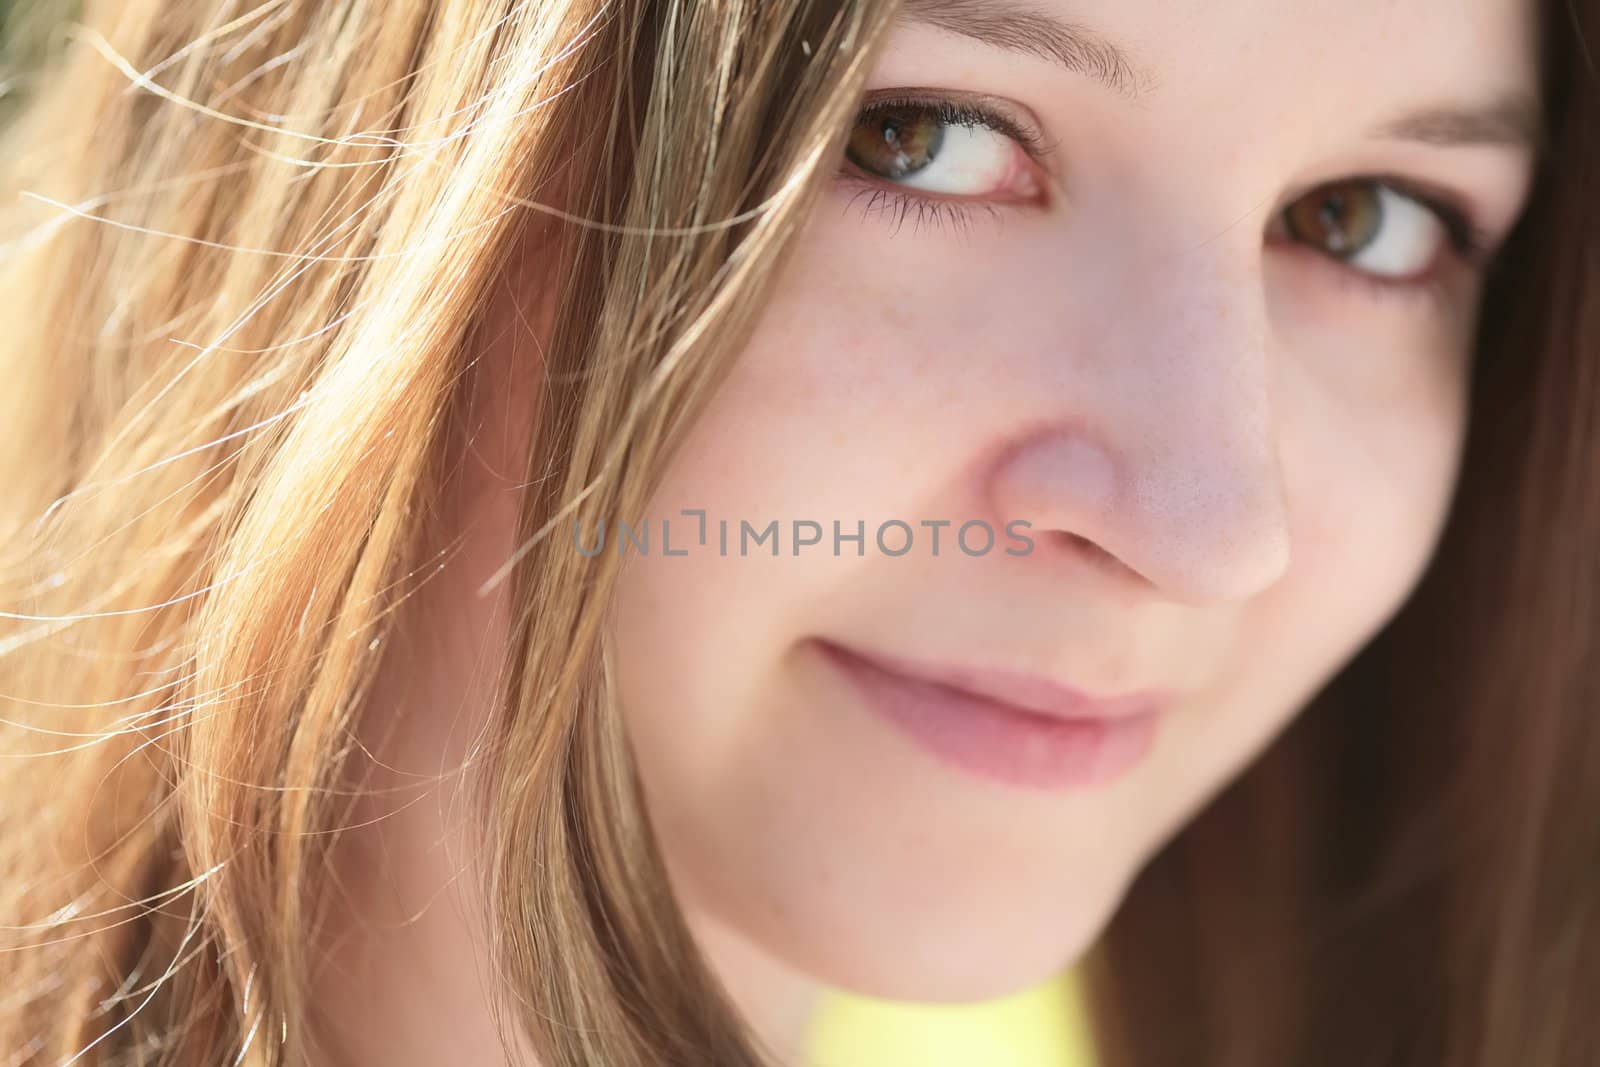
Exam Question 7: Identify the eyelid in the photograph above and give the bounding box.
[837,179,1007,238]
[1265,173,1507,313]
[1275,173,1497,267]
[856,87,1061,164]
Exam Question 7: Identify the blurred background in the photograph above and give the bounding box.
[1,0,78,125]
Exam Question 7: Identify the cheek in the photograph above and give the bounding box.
[1128,342,1472,862]
[1285,338,1470,631]
[605,271,920,802]
[607,217,1028,988]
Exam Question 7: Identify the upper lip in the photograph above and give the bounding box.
[818,640,1171,721]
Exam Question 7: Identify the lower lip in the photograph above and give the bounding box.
[818,642,1161,791]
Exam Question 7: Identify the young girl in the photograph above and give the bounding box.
[1,0,1593,1064]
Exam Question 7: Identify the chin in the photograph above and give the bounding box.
[739,853,1131,1004]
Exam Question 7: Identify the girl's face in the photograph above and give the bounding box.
[610,0,1539,1000]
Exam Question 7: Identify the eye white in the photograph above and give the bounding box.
[893,123,1017,196]
[1347,186,1448,278]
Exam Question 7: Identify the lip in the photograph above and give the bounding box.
[815,639,1165,791]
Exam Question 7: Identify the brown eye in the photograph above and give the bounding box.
[1284,180,1383,258]
[846,104,945,181]
[1279,180,1450,281]
[840,99,1034,199]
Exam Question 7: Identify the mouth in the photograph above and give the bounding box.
[813,639,1165,792]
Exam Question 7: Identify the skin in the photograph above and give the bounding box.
[317,0,1540,1063]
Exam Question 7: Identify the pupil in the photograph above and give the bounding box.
[1320,192,1354,252]
[1320,195,1345,228]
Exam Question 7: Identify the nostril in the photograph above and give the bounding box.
[1048,530,1145,584]
[1050,530,1101,557]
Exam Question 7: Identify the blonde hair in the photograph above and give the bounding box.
[0,0,900,1062]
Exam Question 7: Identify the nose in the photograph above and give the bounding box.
[986,241,1292,606]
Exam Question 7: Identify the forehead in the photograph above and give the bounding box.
[888,0,1542,145]
[1121,0,1537,103]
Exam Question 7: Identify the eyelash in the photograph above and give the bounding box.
[839,93,1499,310]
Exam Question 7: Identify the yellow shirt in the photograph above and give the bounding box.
[805,970,1097,1067]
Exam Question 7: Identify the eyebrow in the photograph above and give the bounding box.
[897,0,1152,99]
[1371,96,1544,152]
[895,0,1543,152]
